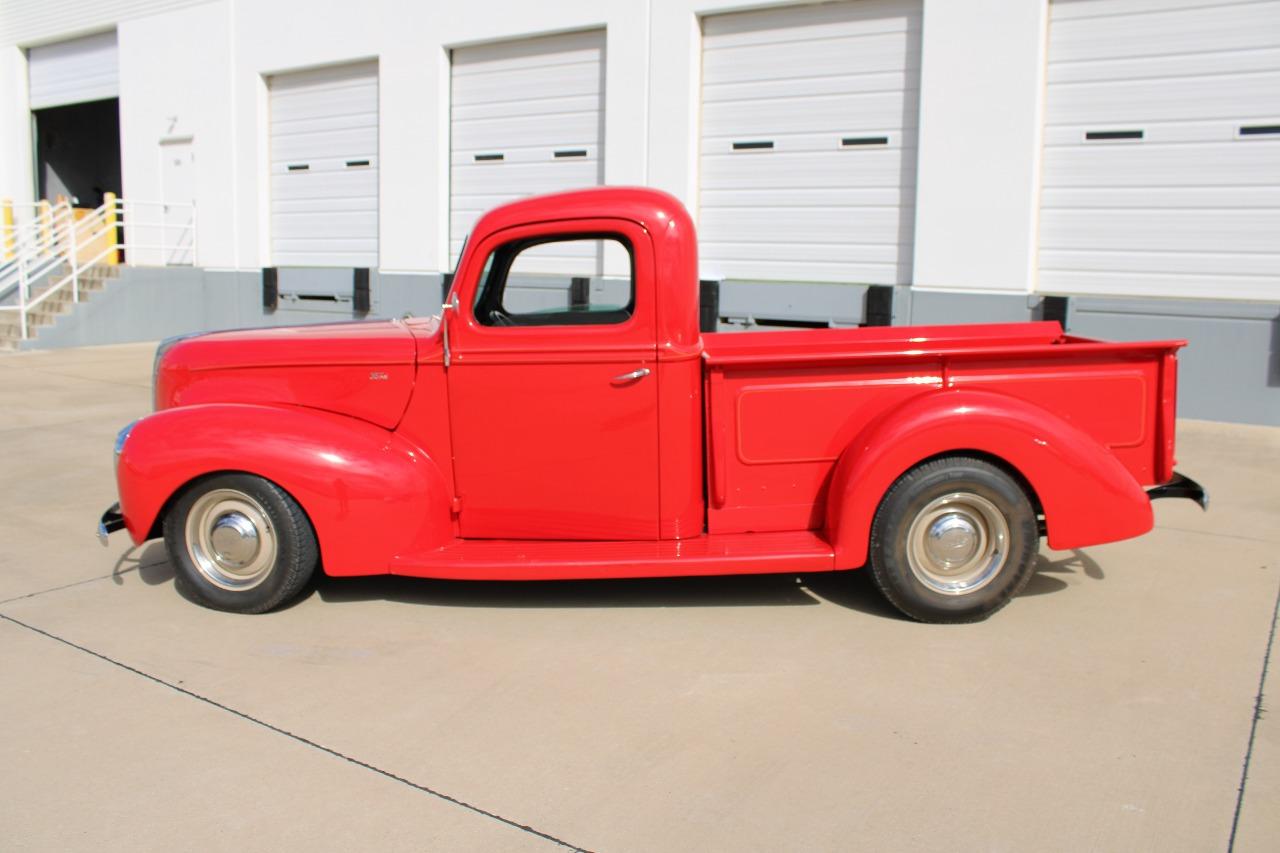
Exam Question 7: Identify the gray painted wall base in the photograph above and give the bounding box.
[22,267,445,351]
[19,267,1279,426]
[1067,297,1279,426]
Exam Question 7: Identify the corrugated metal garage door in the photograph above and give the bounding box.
[28,30,118,109]
[698,0,922,284]
[269,61,378,267]
[1040,0,1280,300]
[449,30,605,268]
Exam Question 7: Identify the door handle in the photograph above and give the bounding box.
[611,367,650,385]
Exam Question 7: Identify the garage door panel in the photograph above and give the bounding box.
[1049,2,1279,62]
[28,31,118,110]
[451,146,601,169]
[1041,247,1280,277]
[272,210,378,241]
[270,61,378,267]
[699,0,921,284]
[271,111,379,141]
[1044,71,1280,125]
[1041,208,1280,253]
[271,172,377,202]
[451,93,599,123]
[451,30,603,73]
[1038,268,1274,301]
[1052,0,1255,19]
[452,160,599,192]
[1042,120,1274,147]
[272,132,377,165]
[704,70,916,105]
[1042,184,1280,209]
[700,186,912,209]
[703,34,919,86]
[700,205,911,247]
[702,130,918,157]
[272,194,378,214]
[1048,45,1280,85]
[1039,0,1279,299]
[1042,142,1278,187]
[701,254,908,285]
[702,149,912,189]
[703,0,918,43]
[270,86,378,118]
[451,64,600,106]
[450,30,605,265]
[703,92,917,138]
[451,114,601,152]
[273,245,380,268]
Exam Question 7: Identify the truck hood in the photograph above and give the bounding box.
[155,320,417,430]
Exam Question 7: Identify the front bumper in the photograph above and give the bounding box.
[97,502,126,546]
[1146,471,1209,511]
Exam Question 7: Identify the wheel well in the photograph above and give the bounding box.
[145,470,324,560]
[900,449,1046,525]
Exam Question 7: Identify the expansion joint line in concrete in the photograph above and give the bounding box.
[0,612,590,853]
[0,564,152,606]
[1227,576,1280,852]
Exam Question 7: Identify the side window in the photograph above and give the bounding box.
[472,236,634,327]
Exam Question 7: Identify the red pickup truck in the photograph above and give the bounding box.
[100,187,1205,622]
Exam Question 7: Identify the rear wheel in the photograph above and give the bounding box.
[164,473,317,613]
[868,456,1038,623]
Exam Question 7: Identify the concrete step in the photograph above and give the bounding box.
[0,260,118,352]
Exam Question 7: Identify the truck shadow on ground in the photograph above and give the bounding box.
[110,541,1104,619]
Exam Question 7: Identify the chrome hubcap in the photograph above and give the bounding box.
[209,512,260,568]
[185,489,277,591]
[906,492,1009,595]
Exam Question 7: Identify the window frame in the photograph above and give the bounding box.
[471,232,637,329]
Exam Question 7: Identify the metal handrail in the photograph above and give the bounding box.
[0,196,198,341]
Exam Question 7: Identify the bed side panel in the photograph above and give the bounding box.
[706,360,942,534]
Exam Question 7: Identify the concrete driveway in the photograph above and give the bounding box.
[1,342,1277,852]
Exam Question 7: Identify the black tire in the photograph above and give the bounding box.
[867,456,1039,624]
[163,473,318,613]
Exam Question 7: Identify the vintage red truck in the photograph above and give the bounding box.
[100,187,1206,622]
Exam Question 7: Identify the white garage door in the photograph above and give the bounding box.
[449,30,605,268]
[1040,0,1280,301]
[28,30,118,110]
[698,0,922,284]
[269,61,378,267]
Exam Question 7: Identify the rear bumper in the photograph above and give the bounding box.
[1147,471,1208,511]
[97,502,126,546]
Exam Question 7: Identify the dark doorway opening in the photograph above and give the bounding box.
[34,98,121,208]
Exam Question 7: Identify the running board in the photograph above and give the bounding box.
[392,530,836,581]
[1147,471,1208,511]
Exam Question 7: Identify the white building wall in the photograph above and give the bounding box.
[4,0,1277,305]
[117,2,236,267]
[0,46,34,208]
[0,0,212,47]
[225,0,648,274]
[910,0,1048,294]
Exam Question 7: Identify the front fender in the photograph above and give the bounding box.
[824,388,1152,568]
[116,403,452,575]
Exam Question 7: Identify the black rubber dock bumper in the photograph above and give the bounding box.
[1147,472,1209,511]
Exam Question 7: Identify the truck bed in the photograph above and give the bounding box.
[701,322,1184,536]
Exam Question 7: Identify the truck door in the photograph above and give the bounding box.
[445,219,659,540]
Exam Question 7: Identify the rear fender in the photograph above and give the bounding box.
[824,388,1152,568]
[116,404,452,575]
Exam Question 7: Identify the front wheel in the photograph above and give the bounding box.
[164,473,318,613]
[868,456,1039,623]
